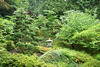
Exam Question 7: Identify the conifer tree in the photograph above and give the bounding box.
[11,8,40,46]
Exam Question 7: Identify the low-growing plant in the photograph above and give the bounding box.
[82,60,100,67]
[40,48,100,67]
[40,50,77,67]
[0,52,54,67]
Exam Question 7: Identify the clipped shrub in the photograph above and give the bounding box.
[40,50,77,67]
[70,24,100,51]
[40,48,100,67]
[0,53,54,67]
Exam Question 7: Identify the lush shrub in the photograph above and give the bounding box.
[0,53,54,67]
[6,41,15,51]
[0,18,14,34]
[40,49,78,67]
[70,24,100,51]
[16,42,25,48]
[40,48,100,67]
[0,18,15,51]
[56,10,100,44]
[0,47,7,54]
[94,53,100,60]
[82,60,100,67]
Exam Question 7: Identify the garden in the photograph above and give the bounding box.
[0,0,100,67]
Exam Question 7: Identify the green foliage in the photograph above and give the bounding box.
[5,0,29,8]
[40,49,77,67]
[6,41,15,51]
[0,1,100,66]
[34,10,61,37]
[70,24,100,51]
[27,0,78,16]
[0,47,7,54]
[27,0,100,19]
[0,53,54,67]
[82,60,100,67]
[33,46,41,53]
[9,8,41,47]
[0,18,15,50]
[27,44,34,50]
[94,53,100,60]
[56,10,100,48]
[40,48,100,67]
[0,18,14,34]
[16,42,25,48]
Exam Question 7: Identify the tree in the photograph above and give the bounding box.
[10,8,41,46]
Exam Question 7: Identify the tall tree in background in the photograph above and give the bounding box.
[0,0,29,17]
[28,0,78,16]
[27,0,100,19]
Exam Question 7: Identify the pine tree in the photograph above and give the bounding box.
[11,8,40,46]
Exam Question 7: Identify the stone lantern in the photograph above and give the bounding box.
[46,38,53,47]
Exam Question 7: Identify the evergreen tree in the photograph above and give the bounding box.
[11,8,40,46]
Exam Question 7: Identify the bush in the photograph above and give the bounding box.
[82,60,100,67]
[0,47,7,54]
[0,18,14,50]
[40,48,100,67]
[16,42,25,48]
[27,44,34,50]
[40,49,78,67]
[94,53,100,60]
[0,18,14,34]
[56,10,100,44]
[6,41,15,51]
[0,53,54,67]
[70,24,100,51]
